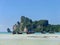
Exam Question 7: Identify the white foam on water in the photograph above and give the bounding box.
[0,34,60,40]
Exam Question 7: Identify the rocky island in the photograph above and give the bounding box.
[7,16,60,34]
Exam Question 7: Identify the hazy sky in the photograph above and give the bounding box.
[0,0,60,32]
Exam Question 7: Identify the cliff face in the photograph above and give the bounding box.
[12,16,49,34]
[12,16,60,34]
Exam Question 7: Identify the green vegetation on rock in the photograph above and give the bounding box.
[7,16,60,34]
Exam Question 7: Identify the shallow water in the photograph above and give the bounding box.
[0,32,60,45]
[0,39,60,45]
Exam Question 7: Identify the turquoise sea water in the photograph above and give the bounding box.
[0,32,11,34]
[0,32,60,35]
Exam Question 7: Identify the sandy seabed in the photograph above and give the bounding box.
[0,34,60,45]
